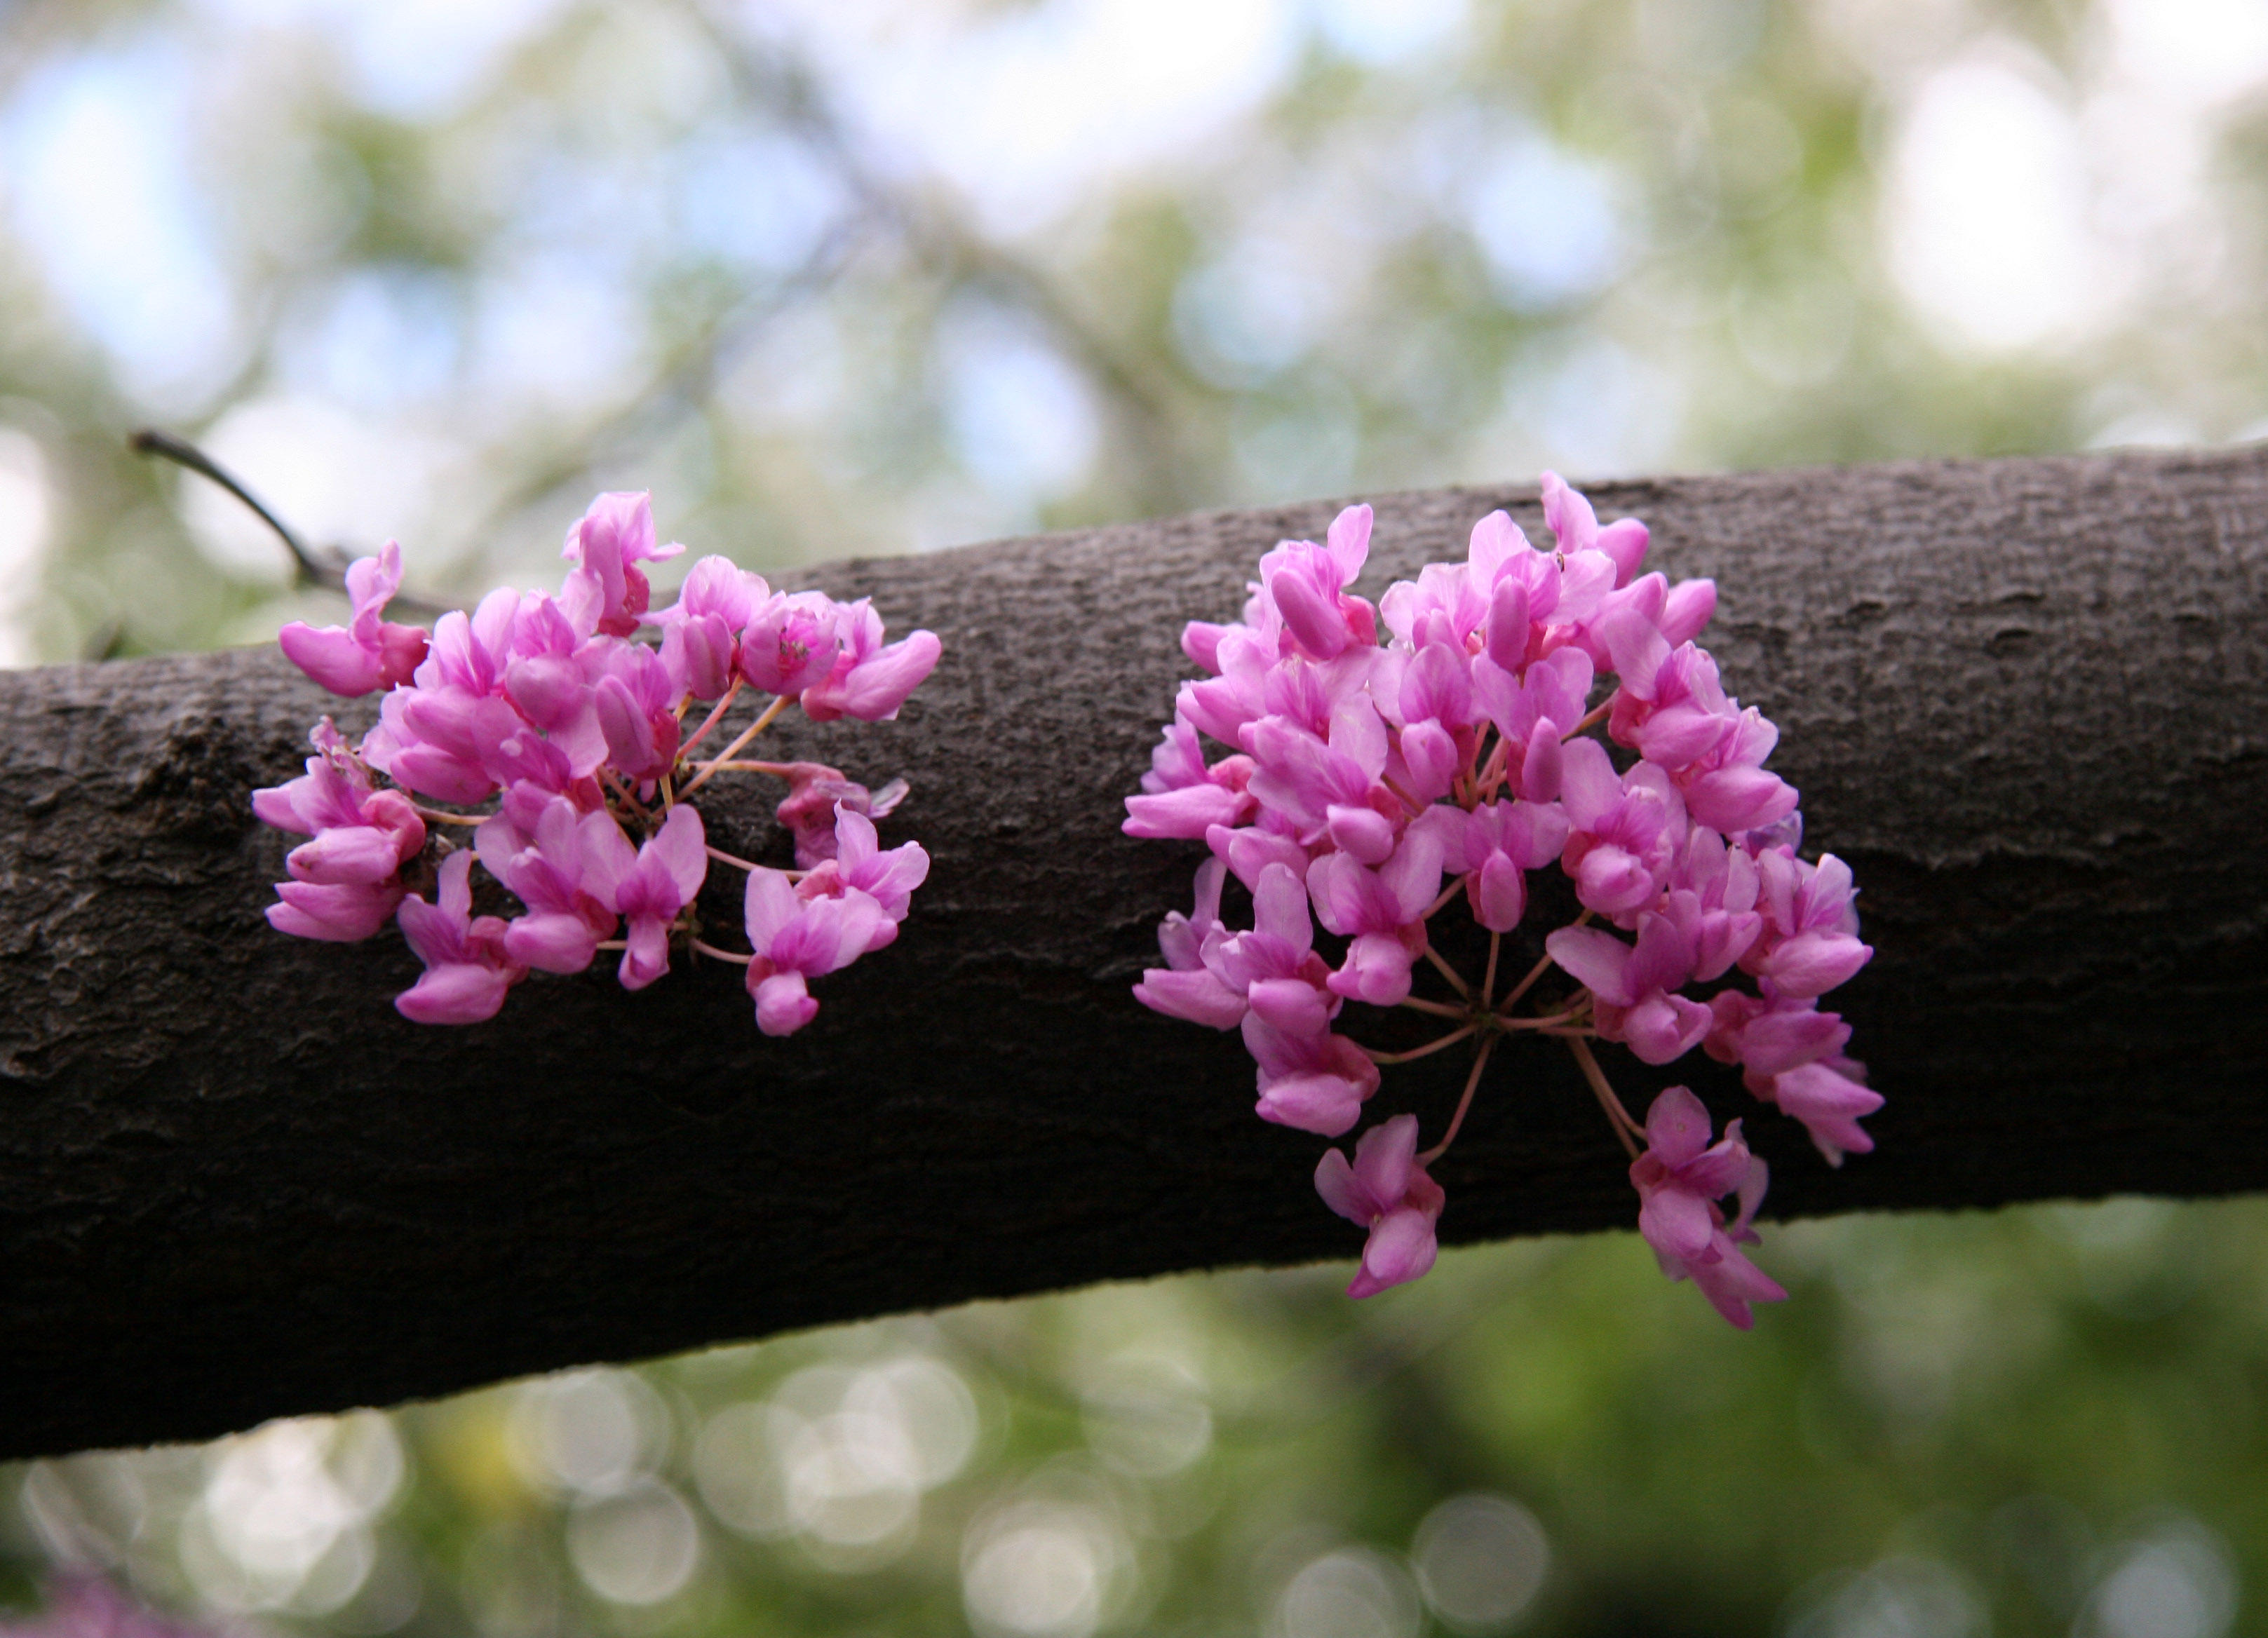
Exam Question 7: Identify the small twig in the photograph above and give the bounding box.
[130,429,448,617]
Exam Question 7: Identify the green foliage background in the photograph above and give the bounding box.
[4,0,2266,1632]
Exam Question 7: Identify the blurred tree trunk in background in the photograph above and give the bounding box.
[2,447,2264,1459]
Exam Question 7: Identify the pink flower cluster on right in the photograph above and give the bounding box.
[1127,475,1877,1327]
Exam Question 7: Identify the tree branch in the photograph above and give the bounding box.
[4,448,2264,1458]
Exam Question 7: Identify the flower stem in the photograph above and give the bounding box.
[1362,1022,1478,1064]
[412,806,486,827]
[1482,930,1501,1008]
[1422,946,1470,999]
[1567,699,1612,736]
[678,694,791,797]
[1399,995,1468,1020]
[1565,1034,1642,1160]
[1419,1033,1498,1165]
[691,938,753,966]
[677,678,745,757]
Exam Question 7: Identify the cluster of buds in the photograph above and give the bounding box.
[256,492,940,1034]
[1128,477,1876,1326]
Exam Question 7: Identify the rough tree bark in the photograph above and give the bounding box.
[3,448,2265,1461]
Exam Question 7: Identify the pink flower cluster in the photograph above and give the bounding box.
[1128,476,1876,1326]
[257,492,939,1035]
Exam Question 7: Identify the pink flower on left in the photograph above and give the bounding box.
[255,492,939,1034]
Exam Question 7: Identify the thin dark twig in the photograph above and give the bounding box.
[131,430,451,618]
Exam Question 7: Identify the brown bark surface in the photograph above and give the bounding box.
[4,448,2265,1459]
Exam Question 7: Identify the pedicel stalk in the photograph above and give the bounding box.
[256,491,939,1034]
[1126,476,1877,1326]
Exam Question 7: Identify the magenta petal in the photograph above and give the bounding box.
[1642,1085,1713,1165]
[618,915,670,990]
[1638,1186,1716,1263]
[505,912,602,975]
[1327,803,1397,865]
[1472,853,1527,933]
[286,826,405,886]
[1255,1073,1366,1137]
[278,623,384,696]
[1134,968,1248,1029]
[396,962,513,1025]
[1764,931,1873,999]
[1545,925,1635,1006]
[1351,1112,1420,1203]
[1248,977,1330,1037]
[1123,784,1250,839]
[754,970,818,1036]
[839,629,943,721]
[1349,1208,1438,1298]
[1314,1148,1371,1224]
[1269,565,1349,660]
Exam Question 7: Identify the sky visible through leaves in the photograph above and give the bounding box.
[4,1,2268,1634]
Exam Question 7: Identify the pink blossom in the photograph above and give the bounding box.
[1761,1056,1882,1165]
[741,590,842,696]
[1241,714,1382,844]
[396,851,525,1024]
[1746,849,1872,998]
[652,555,766,700]
[1314,1114,1445,1297]
[475,792,623,974]
[267,878,407,942]
[277,541,429,698]
[1442,798,1567,933]
[1558,738,1687,919]
[589,641,682,783]
[501,593,599,744]
[1471,647,1594,772]
[1133,858,1248,1029]
[1248,1015,1379,1136]
[743,865,886,1036]
[1541,469,1649,586]
[255,729,426,940]
[773,762,910,869]
[561,491,682,639]
[1123,718,1258,840]
[1259,504,1377,661]
[791,804,930,952]
[1308,825,1445,1005]
[1675,706,1798,834]
[1629,1087,1786,1329]
[1546,912,1713,1064]
[1664,827,1764,979]
[606,804,707,989]
[799,597,944,722]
